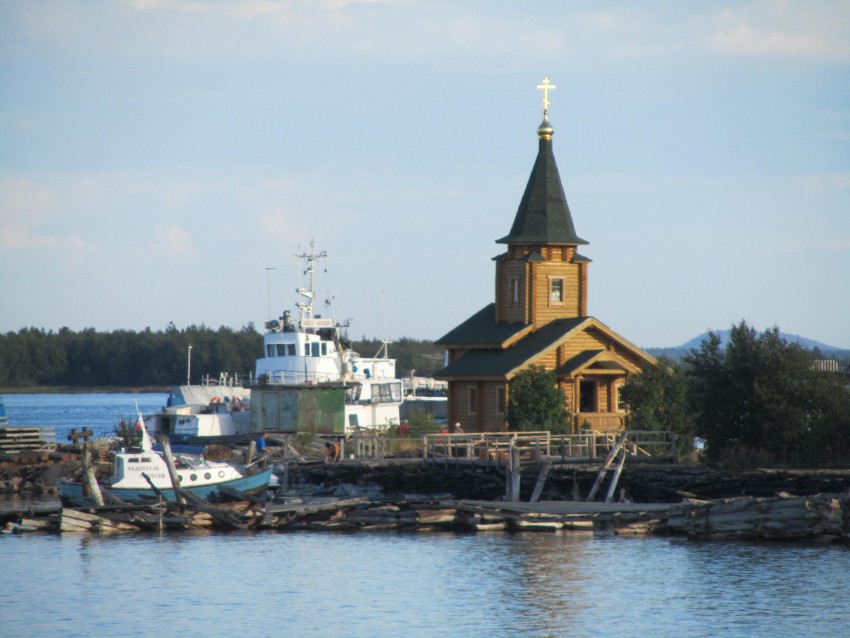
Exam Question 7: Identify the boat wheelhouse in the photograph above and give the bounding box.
[252,242,402,433]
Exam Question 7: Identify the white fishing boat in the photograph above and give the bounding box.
[169,372,252,407]
[146,370,253,441]
[145,391,252,441]
[252,241,403,433]
[58,414,272,504]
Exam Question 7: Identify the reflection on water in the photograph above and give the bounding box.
[3,394,850,636]
[1,530,848,638]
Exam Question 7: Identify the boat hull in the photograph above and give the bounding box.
[58,468,274,504]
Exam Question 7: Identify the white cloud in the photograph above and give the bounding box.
[796,171,850,191]
[122,0,392,18]
[152,222,194,254]
[706,1,850,62]
[258,211,310,243]
[0,178,55,223]
[0,226,95,252]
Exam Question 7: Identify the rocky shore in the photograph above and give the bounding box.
[3,447,849,542]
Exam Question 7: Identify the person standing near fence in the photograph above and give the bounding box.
[256,432,270,466]
[452,423,465,457]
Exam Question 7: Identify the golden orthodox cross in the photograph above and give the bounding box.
[536,76,556,114]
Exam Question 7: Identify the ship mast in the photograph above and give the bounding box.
[295,239,329,330]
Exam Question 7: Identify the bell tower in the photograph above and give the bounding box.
[494,77,590,327]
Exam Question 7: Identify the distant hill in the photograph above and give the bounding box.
[646,330,850,363]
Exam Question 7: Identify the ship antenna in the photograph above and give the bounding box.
[265,267,276,321]
[376,286,392,359]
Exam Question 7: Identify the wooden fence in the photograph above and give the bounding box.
[310,429,677,464]
[423,432,551,466]
[551,430,678,463]
[422,430,677,465]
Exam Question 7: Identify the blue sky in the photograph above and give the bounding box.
[1,0,848,349]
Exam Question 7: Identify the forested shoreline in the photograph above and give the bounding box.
[0,324,445,389]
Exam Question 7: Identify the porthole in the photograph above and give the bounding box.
[190,474,197,481]
[218,471,225,478]
[204,473,211,480]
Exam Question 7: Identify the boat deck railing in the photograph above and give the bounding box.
[262,370,341,385]
[199,372,253,387]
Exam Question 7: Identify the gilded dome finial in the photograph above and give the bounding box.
[536,76,556,140]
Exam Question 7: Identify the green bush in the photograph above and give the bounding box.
[508,365,572,434]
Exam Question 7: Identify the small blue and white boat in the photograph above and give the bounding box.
[58,415,271,504]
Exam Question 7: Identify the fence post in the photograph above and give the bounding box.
[506,442,521,502]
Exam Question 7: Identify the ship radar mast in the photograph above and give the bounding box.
[295,240,336,332]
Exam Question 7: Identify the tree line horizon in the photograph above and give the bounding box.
[2,320,848,468]
[504,321,850,468]
[0,322,445,389]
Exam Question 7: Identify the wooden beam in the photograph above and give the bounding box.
[81,442,104,507]
[158,436,186,507]
[529,459,552,504]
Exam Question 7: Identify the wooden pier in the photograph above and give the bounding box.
[421,430,678,502]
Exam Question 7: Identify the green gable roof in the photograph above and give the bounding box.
[496,133,588,246]
[435,304,529,347]
[434,315,589,378]
[557,350,605,375]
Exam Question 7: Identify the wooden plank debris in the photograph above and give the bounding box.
[0,426,55,453]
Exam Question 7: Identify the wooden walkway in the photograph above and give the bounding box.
[447,499,672,516]
[422,430,678,466]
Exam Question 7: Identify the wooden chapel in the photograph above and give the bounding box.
[434,78,656,433]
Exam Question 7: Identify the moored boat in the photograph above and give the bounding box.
[251,241,403,433]
[145,394,252,441]
[145,371,253,441]
[58,415,271,504]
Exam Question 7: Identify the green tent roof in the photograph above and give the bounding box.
[496,133,588,246]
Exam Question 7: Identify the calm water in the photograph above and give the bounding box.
[1,531,849,638]
[2,394,850,637]
[2,392,168,442]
